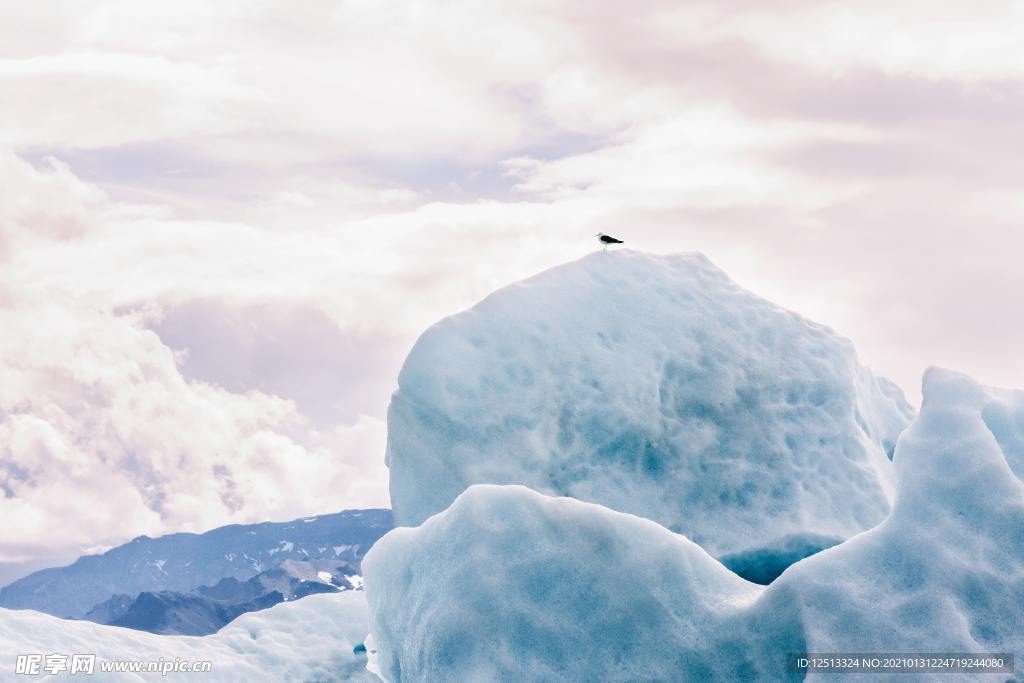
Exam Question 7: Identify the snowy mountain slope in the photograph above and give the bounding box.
[363,369,1024,682]
[0,509,391,619]
[0,591,376,682]
[387,250,913,572]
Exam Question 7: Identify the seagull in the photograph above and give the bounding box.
[596,232,624,250]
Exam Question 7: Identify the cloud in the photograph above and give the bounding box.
[0,293,389,569]
[1,0,1023,578]
[151,299,408,425]
[0,0,582,166]
[0,53,261,150]
[0,152,579,573]
[0,152,108,256]
[0,152,392,575]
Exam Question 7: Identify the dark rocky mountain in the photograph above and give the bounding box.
[0,509,392,619]
[83,559,352,635]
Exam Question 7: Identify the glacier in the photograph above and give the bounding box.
[0,591,376,682]
[364,369,1024,682]
[386,250,913,573]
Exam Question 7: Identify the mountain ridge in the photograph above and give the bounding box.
[0,508,392,619]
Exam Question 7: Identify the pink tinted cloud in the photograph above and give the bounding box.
[1,0,1023,578]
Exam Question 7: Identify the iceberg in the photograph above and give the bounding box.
[0,591,376,681]
[779,368,1024,658]
[387,251,913,572]
[364,484,781,682]
[363,368,1024,682]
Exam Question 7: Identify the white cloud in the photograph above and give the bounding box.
[0,153,389,572]
[0,153,108,253]
[0,293,389,566]
[0,1,578,164]
[716,1,1024,80]
[1,0,1023,578]
[0,53,261,149]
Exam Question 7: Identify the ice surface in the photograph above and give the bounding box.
[364,485,779,681]
[780,368,1024,662]
[0,591,376,681]
[979,384,1024,483]
[365,369,1023,682]
[387,250,913,564]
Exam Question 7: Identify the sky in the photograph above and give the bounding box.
[1,0,1023,583]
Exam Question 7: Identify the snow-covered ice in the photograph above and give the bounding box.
[7,250,1016,682]
[365,369,1023,682]
[780,368,1024,661]
[365,484,777,681]
[0,591,375,681]
[387,250,913,569]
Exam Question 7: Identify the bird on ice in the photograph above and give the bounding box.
[596,232,624,250]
